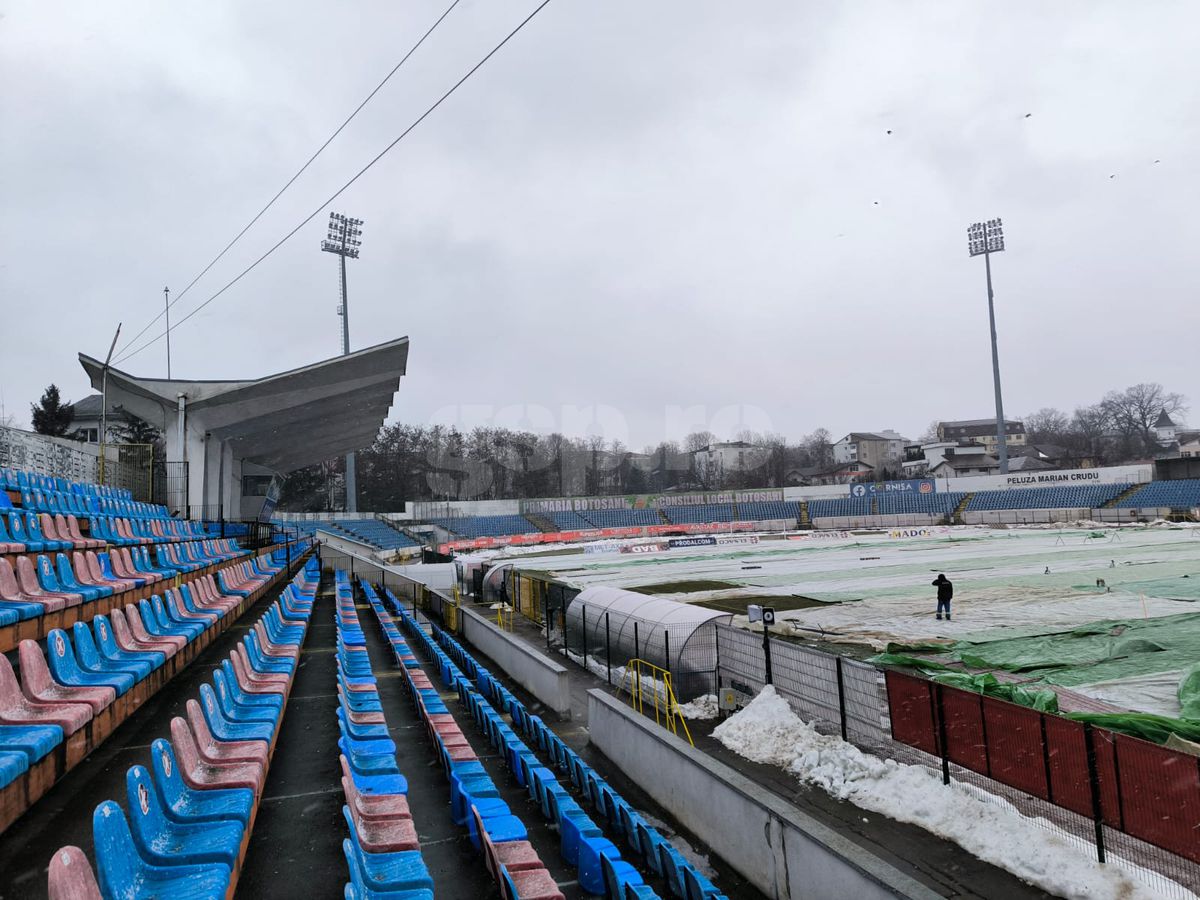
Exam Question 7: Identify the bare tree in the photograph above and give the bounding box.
[917,420,941,443]
[1024,408,1071,444]
[803,428,834,469]
[1101,383,1188,455]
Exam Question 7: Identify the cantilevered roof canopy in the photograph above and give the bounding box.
[79,337,408,473]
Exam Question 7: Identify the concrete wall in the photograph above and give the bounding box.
[460,607,572,719]
[587,691,941,900]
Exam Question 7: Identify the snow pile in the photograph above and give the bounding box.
[677,694,719,720]
[713,687,1181,900]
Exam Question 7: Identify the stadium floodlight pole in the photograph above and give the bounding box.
[163,286,172,378]
[321,212,364,511]
[100,323,122,486]
[967,218,1009,474]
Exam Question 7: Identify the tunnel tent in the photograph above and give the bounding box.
[566,586,732,698]
[481,561,515,603]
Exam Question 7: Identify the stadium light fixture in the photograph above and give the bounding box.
[967,217,1009,475]
[320,211,365,511]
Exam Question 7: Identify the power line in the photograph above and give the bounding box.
[114,0,465,359]
[115,0,554,368]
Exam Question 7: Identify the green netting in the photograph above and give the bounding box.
[867,653,955,672]
[931,672,1060,713]
[946,611,1200,683]
[1067,710,1200,745]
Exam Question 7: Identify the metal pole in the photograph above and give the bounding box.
[339,235,359,513]
[934,682,951,786]
[99,324,122,486]
[984,250,1008,474]
[634,621,640,661]
[605,612,612,685]
[544,595,551,651]
[762,623,773,685]
[163,286,172,379]
[581,605,588,669]
[835,656,848,742]
[1083,724,1107,863]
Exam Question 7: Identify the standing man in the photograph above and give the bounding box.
[932,573,953,621]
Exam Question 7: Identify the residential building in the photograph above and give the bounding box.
[691,441,769,478]
[832,430,908,476]
[903,441,990,476]
[937,418,1026,453]
[68,394,131,444]
[929,450,1000,478]
[810,460,875,485]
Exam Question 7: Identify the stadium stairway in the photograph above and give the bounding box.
[952,493,974,524]
[524,513,558,534]
[798,501,810,527]
[1104,483,1145,508]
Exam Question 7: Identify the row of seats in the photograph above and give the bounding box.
[432,624,726,900]
[333,573,434,899]
[0,542,245,629]
[875,492,964,515]
[382,589,658,899]
[327,519,421,551]
[44,555,317,899]
[577,509,662,529]
[734,501,799,523]
[965,484,1127,511]
[1114,479,1200,509]
[430,515,538,538]
[0,468,137,503]
[1,544,306,838]
[661,505,735,525]
[10,485,170,521]
[360,581,566,900]
[545,511,596,531]
[808,498,872,519]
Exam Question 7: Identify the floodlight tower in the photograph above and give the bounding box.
[321,212,364,511]
[967,217,1009,474]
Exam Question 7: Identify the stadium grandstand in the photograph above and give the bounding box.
[317,518,419,551]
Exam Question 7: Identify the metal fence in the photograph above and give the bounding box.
[708,625,1199,898]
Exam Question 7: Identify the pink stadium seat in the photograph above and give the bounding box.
[18,639,115,714]
[65,515,103,550]
[125,603,186,654]
[185,699,269,768]
[15,556,73,611]
[0,653,93,734]
[109,606,178,659]
[230,648,289,692]
[170,716,263,794]
[47,845,102,900]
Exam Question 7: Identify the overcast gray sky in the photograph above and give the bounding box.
[2,1,1197,451]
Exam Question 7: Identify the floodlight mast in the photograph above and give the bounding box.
[320,212,365,511]
[967,218,1009,475]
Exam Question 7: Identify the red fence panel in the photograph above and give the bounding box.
[941,688,989,774]
[1091,728,1125,829]
[982,698,1049,799]
[884,670,938,755]
[1115,734,1200,863]
[1042,715,1093,817]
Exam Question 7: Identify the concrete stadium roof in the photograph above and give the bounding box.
[79,337,408,472]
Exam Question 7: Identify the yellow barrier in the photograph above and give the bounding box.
[616,658,693,746]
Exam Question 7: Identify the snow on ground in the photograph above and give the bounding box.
[676,694,719,720]
[712,686,1191,900]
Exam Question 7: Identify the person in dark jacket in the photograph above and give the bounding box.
[932,573,953,620]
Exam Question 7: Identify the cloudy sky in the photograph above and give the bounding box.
[2,1,1197,451]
